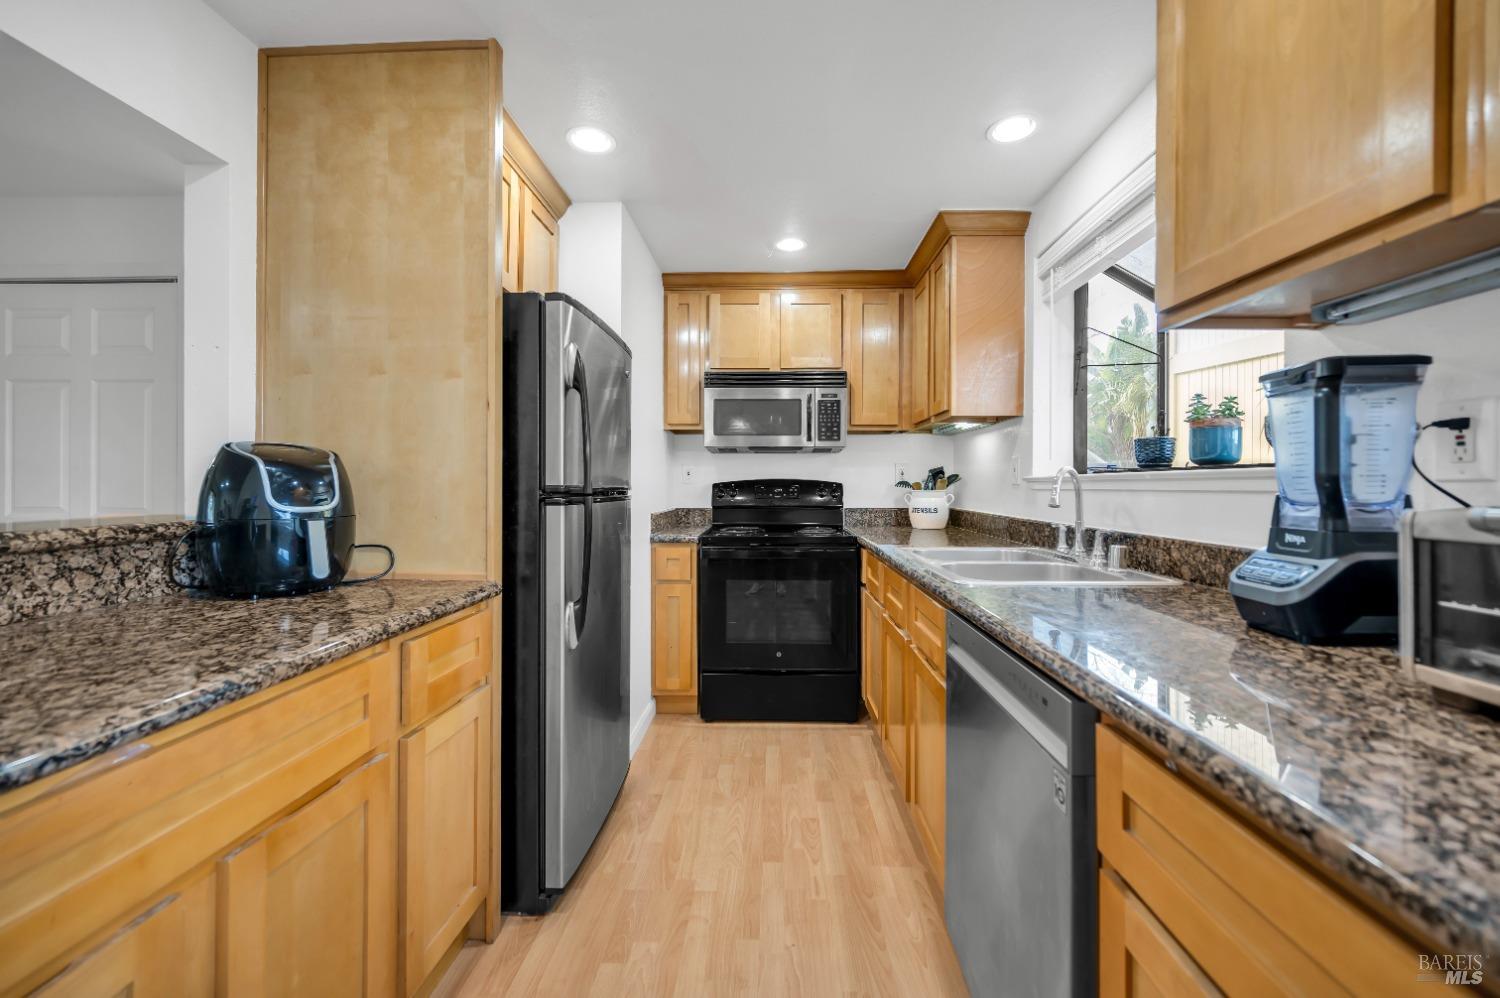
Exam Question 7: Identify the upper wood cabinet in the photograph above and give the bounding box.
[503,110,571,296]
[846,289,902,429]
[1157,0,1500,326]
[664,291,707,430]
[910,273,932,424]
[778,289,843,368]
[708,290,779,369]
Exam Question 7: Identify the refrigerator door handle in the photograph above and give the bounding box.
[562,342,593,493]
[564,501,592,649]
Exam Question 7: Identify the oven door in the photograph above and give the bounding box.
[698,546,859,674]
[702,387,811,451]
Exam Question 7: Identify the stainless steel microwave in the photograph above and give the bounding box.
[702,370,848,452]
[1399,507,1500,709]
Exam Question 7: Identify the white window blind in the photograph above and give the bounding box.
[1036,155,1156,304]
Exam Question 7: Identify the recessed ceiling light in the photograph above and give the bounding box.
[775,237,806,252]
[987,114,1037,144]
[566,126,615,154]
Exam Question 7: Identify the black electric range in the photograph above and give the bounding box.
[696,479,860,722]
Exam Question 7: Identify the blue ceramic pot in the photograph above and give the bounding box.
[1133,436,1176,468]
[1188,421,1243,465]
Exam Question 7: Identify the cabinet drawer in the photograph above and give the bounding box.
[908,585,946,677]
[1096,725,1420,995]
[880,563,909,630]
[860,549,882,599]
[400,603,493,728]
[1099,866,1218,997]
[0,646,395,995]
[652,543,696,583]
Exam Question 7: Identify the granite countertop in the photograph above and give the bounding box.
[0,514,192,555]
[848,523,1500,956]
[0,578,500,792]
[649,508,710,543]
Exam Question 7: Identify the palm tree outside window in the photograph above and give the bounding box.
[1073,247,1163,472]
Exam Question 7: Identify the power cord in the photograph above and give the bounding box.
[1413,418,1473,508]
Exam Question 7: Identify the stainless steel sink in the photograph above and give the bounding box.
[902,546,1180,588]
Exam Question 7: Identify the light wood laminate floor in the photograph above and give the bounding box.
[438,715,968,997]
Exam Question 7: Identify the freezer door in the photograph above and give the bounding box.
[543,497,630,891]
[543,297,631,492]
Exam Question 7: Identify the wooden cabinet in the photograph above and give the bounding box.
[217,752,397,997]
[502,109,571,297]
[1157,0,1500,327]
[909,272,931,424]
[880,609,910,793]
[845,289,903,429]
[0,600,497,997]
[651,543,698,713]
[1097,724,1423,994]
[35,873,216,998]
[1099,867,1219,997]
[399,686,491,995]
[860,588,883,727]
[400,604,491,728]
[928,242,952,418]
[907,641,946,884]
[664,291,707,430]
[708,290,778,369]
[778,289,842,368]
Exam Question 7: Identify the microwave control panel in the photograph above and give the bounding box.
[816,396,842,441]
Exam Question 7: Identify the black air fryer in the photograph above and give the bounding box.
[193,442,390,597]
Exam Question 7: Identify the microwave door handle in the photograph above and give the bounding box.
[807,393,813,444]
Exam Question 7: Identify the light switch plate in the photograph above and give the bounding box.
[678,464,701,487]
[894,462,910,483]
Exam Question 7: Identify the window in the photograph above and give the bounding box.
[1073,238,1285,471]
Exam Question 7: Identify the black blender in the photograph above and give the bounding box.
[1230,355,1431,644]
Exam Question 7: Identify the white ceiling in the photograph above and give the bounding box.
[0,33,221,196]
[205,0,1155,271]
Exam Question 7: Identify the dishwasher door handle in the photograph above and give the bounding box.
[948,641,1070,769]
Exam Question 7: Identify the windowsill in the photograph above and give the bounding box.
[1024,465,1276,492]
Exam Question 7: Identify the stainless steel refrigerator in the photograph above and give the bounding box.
[501,291,631,914]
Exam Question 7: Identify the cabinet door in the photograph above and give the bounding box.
[500,158,522,293]
[664,292,707,429]
[399,686,491,995]
[1157,0,1448,310]
[652,579,697,707]
[520,185,559,294]
[1099,868,1220,997]
[861,588,883,728]
[928,242,952,418]
[908,643,945,885]
[910,272,931,424]
[35,873,215,997]
[846,290,901,428]
[708,291,777,369]
[217,753,396,998]
[880,611,909,794]
[777,289,842,368]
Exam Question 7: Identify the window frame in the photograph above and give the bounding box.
[1072,264,1167,472]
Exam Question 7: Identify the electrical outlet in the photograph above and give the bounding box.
[678,464,700,487]
[894,462,910,483]
[1429,398,1497,482]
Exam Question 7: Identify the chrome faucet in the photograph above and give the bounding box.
[1048,467,1088,563]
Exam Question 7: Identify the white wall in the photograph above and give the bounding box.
[559,202,671,756]
[1,1,259,514]
[0,196,184,278]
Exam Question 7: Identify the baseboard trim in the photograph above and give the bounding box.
[629,698,657,757]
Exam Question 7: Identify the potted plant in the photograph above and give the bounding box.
[896,467,961,529]
[1185,393,1245,466]
[1132,423,1176,469]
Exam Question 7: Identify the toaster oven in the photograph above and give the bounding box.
[702,370,847,452]
[1399,508,1500,708]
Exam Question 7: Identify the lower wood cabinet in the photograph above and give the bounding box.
[861,553,947,883]
[0,599,498,997]
[218,753,397,997]
[35,872,216,997]
[1099,866,1218,997]
[651,543,698,713]
[399,685,492,994]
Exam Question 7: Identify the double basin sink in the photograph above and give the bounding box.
[900,547,1180,588]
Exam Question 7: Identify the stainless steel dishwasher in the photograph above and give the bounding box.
[945,612,1097,997]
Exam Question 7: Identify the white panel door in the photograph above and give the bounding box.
[0,283,180,521]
